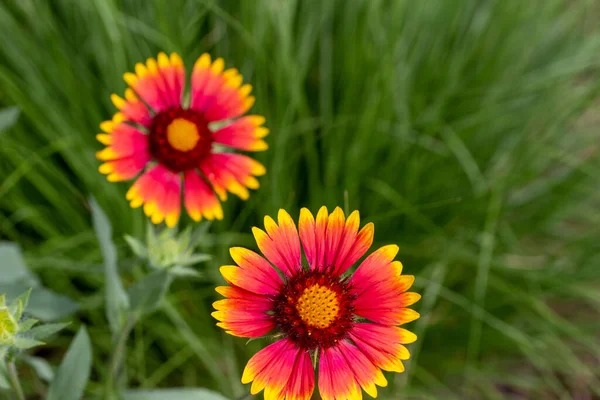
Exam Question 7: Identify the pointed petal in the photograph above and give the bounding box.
[183,170,223,221]
[242,339,307,399]
[190,53,255,122]
[252,209,302,276]
[124,165,181,226]
[349,323,417,373]
[212,115,269,151]
[298,208,317,269]
[124,52,185,112]
[318,344,362,400]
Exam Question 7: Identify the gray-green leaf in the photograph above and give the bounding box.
[0,283,79,321]
[46,326,92,400]
[128,271,171,316]
[121,388,230,400]
[13,337,45,350]
[90,197,129,334]
[0,242,38,286]
[9,288,32,320]
[27,322,69,341]
[124,235,147,259]
[169,265,201,278]
[22,355,54,382]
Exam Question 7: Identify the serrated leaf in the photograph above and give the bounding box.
[28,322,69,341]
[46,326,92,400]
[13,337,44,349]
[0,107,19,135]
[124,235,147,259]
[90,197,129,334]
[169,265,201,278]
[17,318,38,333]
[22,355,54,382]
[128,271,171,316]
[121,388,229,400]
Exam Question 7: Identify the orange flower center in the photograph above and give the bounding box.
[273,270,356,350]
[296,284,340,329]
[166,118,200,152]
[149,108,213,173]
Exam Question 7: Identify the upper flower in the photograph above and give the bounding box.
[97,52,268,227]
[213,207,421,400]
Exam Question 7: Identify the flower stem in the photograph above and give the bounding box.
[7,361,26,400]
[105,315,137,400]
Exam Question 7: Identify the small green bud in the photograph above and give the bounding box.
[0,304,18,346]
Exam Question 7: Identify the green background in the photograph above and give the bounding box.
[1,0,600,398]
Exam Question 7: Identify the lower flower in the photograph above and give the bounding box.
[213,207,420,399]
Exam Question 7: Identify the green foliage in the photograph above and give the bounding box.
[0,107,19,136]
[45,326,92,400]
[0,0,599,399]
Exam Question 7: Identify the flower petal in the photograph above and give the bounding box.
[183,170,223,221]
[96,116,149,161]
[349,323,417,373]
[110,88,152,127]
[335,219,374,276]
[218,247,283,296]
[213,284,275,338]
[337,340,388,398]
[252,209,302,277]
[318,343,362,400]
[284,347,315,400]
[205,153,265,192]
[125,165,181,227]
[241,339,311,399]
[298,208,317,269]
[200,153,264,201]
[212,115,269,151]
[351,245,420,325]
[190,53,255,122]
[123,52,185,113]
[314,206,329,269]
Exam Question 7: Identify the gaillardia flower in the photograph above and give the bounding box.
[97,52,268,226]
[213,207,420,400]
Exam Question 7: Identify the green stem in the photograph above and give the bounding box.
[7,362,25,400]
[105,315,137,400]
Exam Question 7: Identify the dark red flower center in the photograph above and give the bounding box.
[273,270,356,350]
[149,108,213,173]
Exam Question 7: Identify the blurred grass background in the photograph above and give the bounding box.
[1,0,600,398]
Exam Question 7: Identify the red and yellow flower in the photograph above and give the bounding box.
[96,52,268,226]
[213,207,420,399]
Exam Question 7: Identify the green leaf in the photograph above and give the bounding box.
[169,265,201,278]
[128,271,171,316]
[0,242,38,285]
[121,388,230,400]
[90,197,129,334]
[0,284,79,321]
[0,107,19,135]
[176,253,212,266]
[8,288,32,320]
[46,326,92,400]
[17,318,38,333]
[22,355,54,382]
[27,322,69,341]
[13,337,45,350]
[124,235,147,259]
